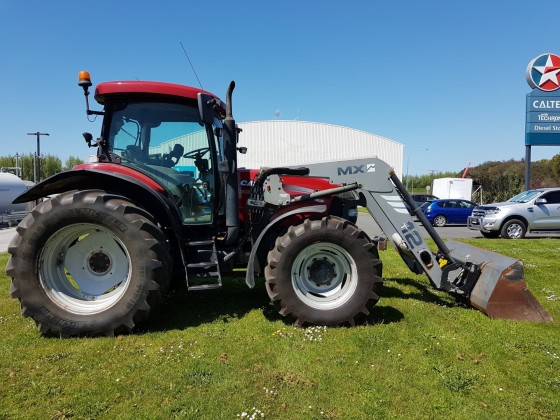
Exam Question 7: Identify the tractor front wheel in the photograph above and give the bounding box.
[265,216,383,326]
[6,190,170,337]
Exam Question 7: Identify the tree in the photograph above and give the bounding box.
[0,153,61,182]
[551,153,560,180]
[467,155,560,203]
[41,155,62,180]
[63,156,85,170]
[407,154,560,204]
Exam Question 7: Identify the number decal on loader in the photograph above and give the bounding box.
[400,221,423,249]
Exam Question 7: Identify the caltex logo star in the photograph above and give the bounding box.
[526,53,560,92]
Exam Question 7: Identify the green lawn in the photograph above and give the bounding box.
[0,238,558,419]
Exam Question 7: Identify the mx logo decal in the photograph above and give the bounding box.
[337,162,376,176]
[526,53,560,92]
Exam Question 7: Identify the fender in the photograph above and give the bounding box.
[245,204,327,288]
[14,168,185,243]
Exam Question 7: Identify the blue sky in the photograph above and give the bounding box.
[2,0,560,176]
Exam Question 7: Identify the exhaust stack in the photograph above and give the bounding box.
[222,81,239,244]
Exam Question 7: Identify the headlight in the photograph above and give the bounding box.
[484,208,500,215]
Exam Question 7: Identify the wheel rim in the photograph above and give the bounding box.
[434,216,446,227]
[291,242,357,310]
[506,223,523,238]
[39,224,131,314]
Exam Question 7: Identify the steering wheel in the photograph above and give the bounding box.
[183,147,210,160]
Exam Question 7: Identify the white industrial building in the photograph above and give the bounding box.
[236,120,403,177]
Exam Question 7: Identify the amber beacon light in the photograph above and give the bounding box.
[78,70,92,88]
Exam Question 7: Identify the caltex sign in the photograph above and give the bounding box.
[524,53,560,189]
[526,53,560,92]
[526,53,560,145]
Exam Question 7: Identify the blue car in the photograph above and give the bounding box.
[421,199,478,227]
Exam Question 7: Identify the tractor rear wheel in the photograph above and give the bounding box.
[264,216,383,326]
[6,190,170,337]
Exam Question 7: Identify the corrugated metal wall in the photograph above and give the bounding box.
[236,120,403,177]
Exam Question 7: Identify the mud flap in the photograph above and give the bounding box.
[446,240,553,322]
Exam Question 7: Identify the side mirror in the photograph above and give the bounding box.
[198,93,217,124]
[535,197,548,205]
[83,132,94,147]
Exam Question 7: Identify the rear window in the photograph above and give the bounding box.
[412,194,438,202]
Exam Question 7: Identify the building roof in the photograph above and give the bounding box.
[237,120,404,177]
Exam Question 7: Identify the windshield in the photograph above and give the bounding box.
[508,190,542,203]
[106,101,223,225]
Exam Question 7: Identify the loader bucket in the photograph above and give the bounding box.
[445,240,553,322]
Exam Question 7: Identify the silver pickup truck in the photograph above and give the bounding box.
[467,188,560,238]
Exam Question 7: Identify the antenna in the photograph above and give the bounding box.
[180,41,203,89]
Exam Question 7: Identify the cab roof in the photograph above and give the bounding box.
[94,80,219,104]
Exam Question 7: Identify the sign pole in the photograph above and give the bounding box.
[524,145,531,191]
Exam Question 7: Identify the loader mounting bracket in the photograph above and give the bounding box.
[446,262,481,296]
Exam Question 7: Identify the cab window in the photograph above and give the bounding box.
[107,101,217,224]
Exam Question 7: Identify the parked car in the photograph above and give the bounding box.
[467,188,560,239]
[410,194,439,206]
[421,199,478,227]
[406,193,439,214]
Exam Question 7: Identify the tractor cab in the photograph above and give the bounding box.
[79,72,227,225]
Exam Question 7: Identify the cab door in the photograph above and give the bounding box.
[107,101,218,224]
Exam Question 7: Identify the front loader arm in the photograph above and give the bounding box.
[299,158,551,322]
[301,158,455,291]
[246,158,550,321]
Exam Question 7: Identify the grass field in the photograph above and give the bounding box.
[1,238,559,419]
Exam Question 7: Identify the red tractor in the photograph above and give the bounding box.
[6,73,551,337]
